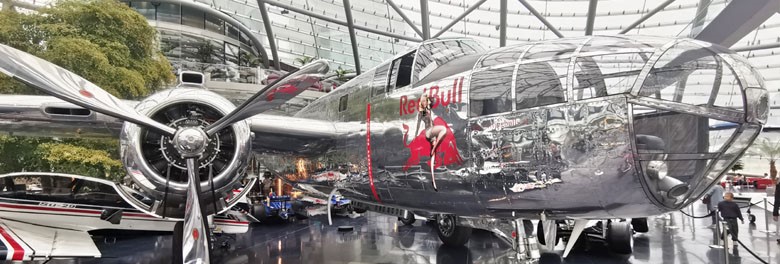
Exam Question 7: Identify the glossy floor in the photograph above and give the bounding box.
[77,194,780,263]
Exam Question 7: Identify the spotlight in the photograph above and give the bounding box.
[657,176,689,198]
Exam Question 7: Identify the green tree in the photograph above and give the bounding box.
[295,56,314,66]
[750,138,780,183]
[239,50,262,68]
[0,0,174,98]
[334,66,352,82]
[0,0,172,181]
[0,136,123,181]
[730,160,744,172]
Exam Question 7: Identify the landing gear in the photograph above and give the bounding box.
[537,220,560,247]
[435,214,472,246]
[399,212,416,226]
[606,221,633,254]
[172,221,183,264]
[631,218,649,233]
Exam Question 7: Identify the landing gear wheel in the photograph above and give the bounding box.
[607,221,633,254]
[172,221,183,264]
[749,214,756,223]
[435,215,472,246]
[400,213,416,226]
[353,207,367,214]
[631,218,649,233]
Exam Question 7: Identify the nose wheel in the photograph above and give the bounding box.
[435,214,472,246]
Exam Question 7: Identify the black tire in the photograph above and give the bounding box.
[537,221,548,245]
[631,218,649,233]
[607,221,633,254]
[400,213,416,226]
[435,215,472,246]
[749,214,756,223]
[251,204,267,222]
[537,221,561,246]
[353,207,367,214]
[172,221,183,264]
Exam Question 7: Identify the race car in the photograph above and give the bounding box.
[720,175,774,189]
[249,192,297,222]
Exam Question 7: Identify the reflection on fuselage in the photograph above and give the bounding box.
[258,36,767,220]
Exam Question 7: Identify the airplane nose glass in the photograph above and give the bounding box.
[631,40,766,209]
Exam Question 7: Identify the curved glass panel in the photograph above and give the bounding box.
[521,40,581,61]
[413,39,485,83]
[638,41,745,112]
[478,44,527,68]
[469,66,513,117]
[573,53,651,98]
[580,36,647,54]
[515,60,567,109]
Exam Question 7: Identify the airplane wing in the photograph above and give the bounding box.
[0,218,101,260]
[0,94,125,138]
[0,93,347,155]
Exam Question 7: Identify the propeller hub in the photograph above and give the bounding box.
[173,127,209,158]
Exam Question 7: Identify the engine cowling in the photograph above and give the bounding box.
[120,88,252,219]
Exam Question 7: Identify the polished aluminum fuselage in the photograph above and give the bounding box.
[260,36,768,220]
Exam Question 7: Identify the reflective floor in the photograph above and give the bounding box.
[71,191,780,264]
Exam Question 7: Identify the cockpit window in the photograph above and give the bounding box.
[372,63,390,97]
[515,61,567,109]
[387,51,415,91]
[469,66,513,117]
[413,39,484,83]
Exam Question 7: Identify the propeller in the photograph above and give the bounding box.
[0,42,330,263]
[205,60,329,136]
[0,44,176,136]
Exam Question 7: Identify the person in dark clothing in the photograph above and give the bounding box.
[718,192,744,242]
[772,182,780,243]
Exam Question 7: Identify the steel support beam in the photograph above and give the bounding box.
[385,0,424,38]
[732,42,780,52]
[343,0,362,75]
[694,0,780,47]
[688,0,713,37]
[432,0,488,38]
[262,0,421,42]
[619,0,676,34]
[584,0,598,35]
[420,0,430,39]
[257,0,281,70]
[517,0,564,38]
[500,0,507,46]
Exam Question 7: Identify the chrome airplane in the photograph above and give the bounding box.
[0,35,769,263]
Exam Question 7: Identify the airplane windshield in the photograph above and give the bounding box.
[413,39,484,83]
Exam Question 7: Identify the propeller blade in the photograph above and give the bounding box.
[0,44,176,136]
[182,158,209,263]
[205,60,329,136]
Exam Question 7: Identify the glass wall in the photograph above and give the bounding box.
[124,1,263,84]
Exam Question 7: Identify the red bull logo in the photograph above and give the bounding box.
[399,76,464,116]
[401,116,463,171]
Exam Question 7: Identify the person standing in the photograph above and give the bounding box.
[707,184,725,228]
[772,181,780,243]
[718,192,744,243]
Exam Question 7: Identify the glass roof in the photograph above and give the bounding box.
[4,0,778,106]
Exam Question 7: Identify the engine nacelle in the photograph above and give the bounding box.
[120,88,252,219]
